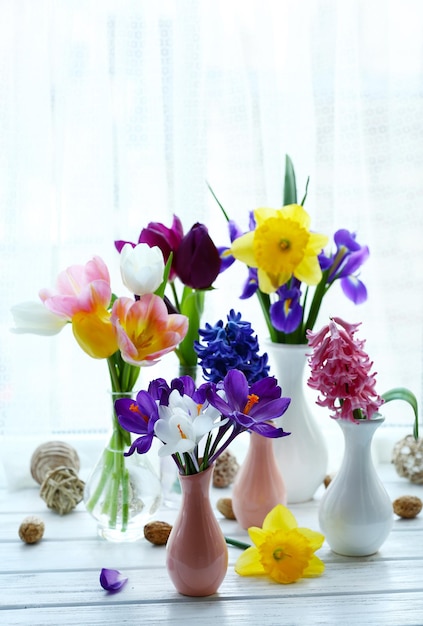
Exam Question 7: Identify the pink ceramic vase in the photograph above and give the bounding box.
[166,464,228,596]
[231,431,287,529]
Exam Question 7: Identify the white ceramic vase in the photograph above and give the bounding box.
[265,341,328,503]
[318,416,393,556]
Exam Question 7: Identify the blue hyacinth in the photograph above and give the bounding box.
[194,310,269,384]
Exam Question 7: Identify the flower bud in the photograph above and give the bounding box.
[174,223,221,289]
[120,243,165,296]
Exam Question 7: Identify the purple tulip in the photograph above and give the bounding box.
[173,223,221,289]
[115,215,184,281]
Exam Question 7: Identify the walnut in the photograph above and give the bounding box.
[19,516,45,544]
[144,521,173,545]
[213,450,239,488]
[393,495,422,519]
[323,474,335,488]
[392,435,423,484]
[216,497,236,520]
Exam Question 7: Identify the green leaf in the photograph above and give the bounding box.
[207,181,230,222]
[283,155,297,205]
[382,387,419,439]
[155,252,173,299]
[176,288,205,367]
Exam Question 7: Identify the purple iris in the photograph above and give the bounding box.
[115,391,160,456]
[217,219,244,271]
[195,310,270,384]
[174,223,222,290]
[99,568,128,592]
[270,282,303,333]
[240,267,259,299]
[206,369,291,439]
[115,215,184,281]
[325,229,369,304]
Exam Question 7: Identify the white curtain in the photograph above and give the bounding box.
[1,1,422,472]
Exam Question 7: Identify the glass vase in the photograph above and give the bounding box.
[318,416,393,556]
[166,465,228,596]
[231,431,287,529]
[83,393,162,542]
[265,341,328,502]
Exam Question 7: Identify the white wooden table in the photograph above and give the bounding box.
[1,464,422,626]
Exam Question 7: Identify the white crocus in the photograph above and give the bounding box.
[120,243,165,296]
[154,390,223,458]
[11,301,68,336]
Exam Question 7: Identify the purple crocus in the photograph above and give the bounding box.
[270,282,303,333]
[116,390,160,456]
[173,223,221,289]
[207,369,291,439]
[99,568,128,592]
[325,229,369,304]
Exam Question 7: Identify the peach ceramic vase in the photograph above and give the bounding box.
[166,464,228,596]
[231,431,287,530]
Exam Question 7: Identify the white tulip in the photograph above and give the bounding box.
[120,243,165,296]
[11,301,68,336]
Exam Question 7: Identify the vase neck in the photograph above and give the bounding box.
[179,465,213,501]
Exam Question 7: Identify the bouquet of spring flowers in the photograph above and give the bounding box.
[115,368,290,476]
[306,317,419,437]
[115,217,222,375]
[11,244,188,533]
[213,156,369,344]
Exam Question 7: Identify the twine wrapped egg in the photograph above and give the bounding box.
[213,449,239,488]
[392,435,423,484]
[30,441,84,514]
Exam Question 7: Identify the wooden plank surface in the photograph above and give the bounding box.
[1,464,423,625]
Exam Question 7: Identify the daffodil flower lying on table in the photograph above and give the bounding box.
[115,216,223,374]
[306,317,419,438]
[11,245,189,532]
[225,504,325,584]
[115,368,291,475]
[212,155,369,344]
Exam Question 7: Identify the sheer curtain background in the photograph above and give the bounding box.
[1,0,422,485]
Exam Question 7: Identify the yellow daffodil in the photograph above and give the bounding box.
[235,504,325,584]
[230,204,328,294]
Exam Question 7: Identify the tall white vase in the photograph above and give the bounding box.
[319,416,393,557]
[265,341,328,503]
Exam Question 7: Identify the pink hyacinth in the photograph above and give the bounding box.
[306,317,383,421]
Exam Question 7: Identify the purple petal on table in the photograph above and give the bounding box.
[99,568,128,592]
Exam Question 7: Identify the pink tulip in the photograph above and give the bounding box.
[111,294,188,366]
[39,256,112,319]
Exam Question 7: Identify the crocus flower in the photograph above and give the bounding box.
[173,223,221,290]
[207,369,291,438]
[195,310,270,384]
[99,568,128,592]
[11,301,68,336]
[307,317,384,421]
[235,504,325,584]
[119,243,165,296]
[116,390,160,456]
[111,294,188,366]
[154,389,222,458]
[229,205,328,294]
